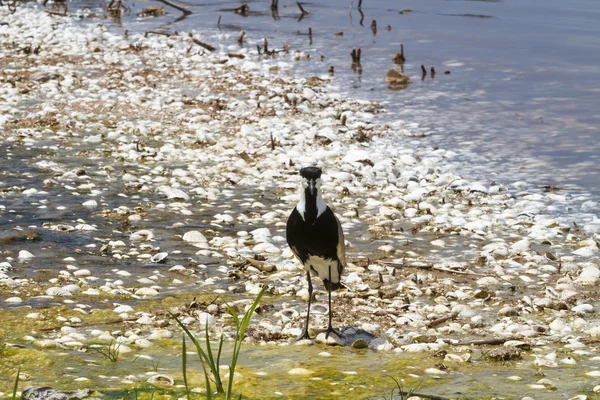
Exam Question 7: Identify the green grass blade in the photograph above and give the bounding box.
[182,335,191,400]
[239,286,266,336]
[216,333,224,370]
[170,311,222,394]
[226,285,267,398]
[226,303,240,327]
[11,366,20,400]
[204,322,223,393]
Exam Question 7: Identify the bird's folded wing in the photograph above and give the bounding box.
[335,215,346,266]
[290,245,302,261]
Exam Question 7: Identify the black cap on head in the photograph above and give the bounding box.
[300,167,322,180]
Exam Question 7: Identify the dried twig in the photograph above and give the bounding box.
[44,10,67,16]
[382,261,491,277]
[296,1,308,15]
[350,48,361,63]
[427,312,458,328]
[237,31,245,46]
[460,338,512,346]
[144,30,178,38]
[191,37,216,51]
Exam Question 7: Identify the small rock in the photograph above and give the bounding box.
[113,305,134,313]
[82,200,98,209]
[130,230,155,241]
[315,332,345,346]
[146,374,174,386]
[183,231,208,245]
[483,347,521,361]
[498,306,518,316]
[424,368,447,375]
[537,378,557,390]
[4,297,22,304]
[148,329,173,339]
[385,68,411,89]
[22,386,94,400]
[18,250,35,259]
[135,287,160,297]
[288,367,314,375]
[150,252,168,263]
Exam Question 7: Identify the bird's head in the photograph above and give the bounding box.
[299,166,322,196]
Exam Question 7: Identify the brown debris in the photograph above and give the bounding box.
[296,1,308,15]
[233,4,249,15]
[139,6,168,17]
[393,44,406,64]
[482,347,522,362]
[385,68,411,90]
[191,37,216,52]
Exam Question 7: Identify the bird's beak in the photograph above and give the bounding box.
[308,179,317,195]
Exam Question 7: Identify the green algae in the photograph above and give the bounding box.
[0,293,590,398]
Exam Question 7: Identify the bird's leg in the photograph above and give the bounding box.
[296,270,312,341]
[325,264,343,339]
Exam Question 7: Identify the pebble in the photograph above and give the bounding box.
[315,332,344,346]
[146,374,175,386]
[113,305,134,313]
[18,250,35,259]
[82,200,98,209]
[150,252,168,263]
[183,231,208,245]
[536,378,557,390]
[134,288,160,297]
[130,230,155,241]
[73,269,91,277]
[288,368,314,375]
[4,297,22,304]
[148,329,173,339]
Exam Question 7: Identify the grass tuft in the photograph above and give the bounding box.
[91,340,121,362]
[172,285,266,400]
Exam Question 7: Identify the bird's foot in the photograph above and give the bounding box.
[324,326,343,340]
[295,329,311,341]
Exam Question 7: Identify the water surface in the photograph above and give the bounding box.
[63,0,600,196]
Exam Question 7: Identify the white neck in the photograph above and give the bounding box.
[296,187,327,221]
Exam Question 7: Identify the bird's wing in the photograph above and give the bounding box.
[335,215,346,267]
[290,245,302,262]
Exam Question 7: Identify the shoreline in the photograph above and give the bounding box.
[1,5,600,398]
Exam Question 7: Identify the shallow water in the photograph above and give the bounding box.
[65,0,600,197]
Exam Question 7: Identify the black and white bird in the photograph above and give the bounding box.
[286,166,346,339]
